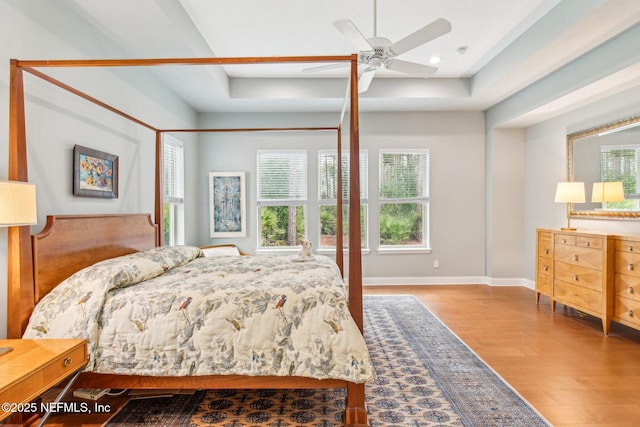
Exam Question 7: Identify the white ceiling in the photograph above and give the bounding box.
[65,0,640,125]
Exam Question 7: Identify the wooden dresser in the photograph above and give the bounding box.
[535,228,615,334]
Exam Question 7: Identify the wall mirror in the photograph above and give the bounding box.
[569,115,640,219]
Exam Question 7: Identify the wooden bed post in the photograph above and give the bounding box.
[344,55,368,427]
[7,59,35,339]
[335,128,344,276]
[155,131,164,246]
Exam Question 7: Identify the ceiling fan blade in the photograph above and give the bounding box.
[333,19,373,52]
[358,68,376,93]
[388,18,452,56]
[385,59,437,77]
[303,62,349,73]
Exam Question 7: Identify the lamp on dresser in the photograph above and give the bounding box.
[592,181,625,208]
[0,180,37,355]
[555,181,584,231]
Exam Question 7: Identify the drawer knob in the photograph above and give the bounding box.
[585,242,590,247]
[573,255,579,262]
[563,239,567,243]
[630,246,635,252]
[629,310,634,317]
[628,286,634,294]
[544,249,549,255]
[63,357,72,367]
[628,263,634,271]
[544,265,549,272]
[573,274,579,281]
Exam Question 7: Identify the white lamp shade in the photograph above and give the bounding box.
[591,181,625,203]
[555,182,585,203]
[0,181,37,226]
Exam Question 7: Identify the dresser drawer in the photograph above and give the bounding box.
[555,234,576,246]
[538,232,552,257]
[615,250,640,278]
[613,296,640,328]
[554,280,602,314]
[616,239,640,254]
[538,242,552,258]
[576,236,603,249]
[614,273,640,301]
[538,255,552,274]
[41,343,86,385]
[555,262,602,292]
[537,270,552,295]
[555,244,603,270]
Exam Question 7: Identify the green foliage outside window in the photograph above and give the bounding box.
[260,205,305,247]
[319,205,366,247]
[379,203,423,245]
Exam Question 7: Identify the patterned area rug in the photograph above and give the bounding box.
[110,295,550,426]
[106,390,205,426]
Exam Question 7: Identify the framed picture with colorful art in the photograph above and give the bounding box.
[209,171,246,237]
[73,145,118,198]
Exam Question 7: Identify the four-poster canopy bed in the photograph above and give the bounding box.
[7,55,370,426]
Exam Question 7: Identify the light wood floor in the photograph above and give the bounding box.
[43,285,640,426]
[365,285,640,427]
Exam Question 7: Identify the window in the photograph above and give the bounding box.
[600,145,640,209]
[257,150,307,248]
[378,150,429,248]
[163,135,184,245]
[318,150,368,249]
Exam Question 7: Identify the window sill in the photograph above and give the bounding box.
[256,248,299,255]
[317,248,371,256]
[376,247,432,255]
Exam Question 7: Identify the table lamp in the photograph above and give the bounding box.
[591,181,625,208]
[0,180,37,355]
[555,182,584,231]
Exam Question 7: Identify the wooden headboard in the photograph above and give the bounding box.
[31,214,158,304]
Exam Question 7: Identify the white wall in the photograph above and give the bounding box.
[486,128,525,282]
[0,1,199,337]
[198,111,487,282]
[523,86,640,282]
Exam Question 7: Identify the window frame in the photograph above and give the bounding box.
[377,149,430,253]
[317,149,369,251]
[162,134,185,246]
[256,150,308,251]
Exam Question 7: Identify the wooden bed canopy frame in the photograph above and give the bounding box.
[7,55,368,426]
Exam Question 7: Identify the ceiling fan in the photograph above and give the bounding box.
[308,2,452,92]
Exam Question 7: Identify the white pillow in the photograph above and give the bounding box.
[201,246,241,257]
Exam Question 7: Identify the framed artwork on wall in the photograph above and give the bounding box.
[209,172,246,237]
[73,145,118,198]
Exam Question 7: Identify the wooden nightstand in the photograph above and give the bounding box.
[0,339,87,422]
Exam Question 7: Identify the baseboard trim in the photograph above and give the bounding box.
[363,276,535,289]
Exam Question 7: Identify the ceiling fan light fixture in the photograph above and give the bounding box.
[328,14,452,92]
[429,55,441,64]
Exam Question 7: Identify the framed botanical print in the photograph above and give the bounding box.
[209,172,246,237]
[73,145,118,198]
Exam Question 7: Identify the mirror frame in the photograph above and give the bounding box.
[568,114,640,219]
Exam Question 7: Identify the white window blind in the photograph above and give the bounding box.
[258,151,307,205]
[319,150,368,202]
[379,150,429,202]
[163,136,184,204]
[601,145,637,180]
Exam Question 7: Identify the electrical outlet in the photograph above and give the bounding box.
[434,260,439,268]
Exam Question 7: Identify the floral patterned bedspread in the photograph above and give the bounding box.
[23,246,374,383]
